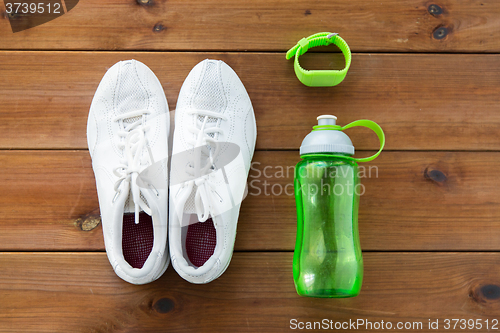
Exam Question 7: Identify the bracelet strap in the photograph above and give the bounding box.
[342,120,385,162]
[286,32,352,87]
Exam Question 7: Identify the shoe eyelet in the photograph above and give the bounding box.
[213,190,223,203]
[112,190,121,203]
[148,183,160,197]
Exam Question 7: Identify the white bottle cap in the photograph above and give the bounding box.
[300,115,355,156]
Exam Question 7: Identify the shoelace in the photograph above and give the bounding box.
[112,109,153,224]
[174,109,228,223]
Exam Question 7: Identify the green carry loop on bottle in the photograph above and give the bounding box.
[293,115,385,297]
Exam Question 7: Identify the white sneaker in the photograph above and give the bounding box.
[87,60,170,285]
[169,59,257,284]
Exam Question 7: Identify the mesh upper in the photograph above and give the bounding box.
[192,61,226,118]
[116,62,148,124]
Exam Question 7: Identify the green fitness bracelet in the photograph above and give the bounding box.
[286,32,351,87]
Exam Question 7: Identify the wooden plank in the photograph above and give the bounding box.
[1,150,500,251]
[244,150,500,252]
[1,0,500,52]
[0,151,102,250]
[0,252,499,332]
[2,52,500,150]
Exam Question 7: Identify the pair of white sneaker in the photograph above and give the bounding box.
[87,59,257,285]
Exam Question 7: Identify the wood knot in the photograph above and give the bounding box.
[433,26,449,40]
[470,284,500,304]
[428,4,443,16]
[153,23,166,33]
[75,209,101,231]
[5,10,19,19]
[481,285,500,300]
[153,298,175,314]
[424,167,447,184]
[136,0,153,5]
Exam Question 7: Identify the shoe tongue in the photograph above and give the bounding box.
[198,115,218,123]
[196,117,219,139]
[123,115,142,124]
[183,188,198,214]
[123,192,149,214]
[123,194,135,213]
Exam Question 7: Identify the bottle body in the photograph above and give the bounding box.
[293,154,363,298]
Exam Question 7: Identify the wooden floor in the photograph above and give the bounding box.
[1,0,500,332]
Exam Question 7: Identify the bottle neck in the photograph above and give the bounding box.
[300,152,353,160]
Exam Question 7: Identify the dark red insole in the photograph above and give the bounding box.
[186,218,217,267]
[122,212,154,269]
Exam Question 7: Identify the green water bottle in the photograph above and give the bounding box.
[293,115,385,298]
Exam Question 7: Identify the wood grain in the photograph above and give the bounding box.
[0,0,498,330]
[2,52,500,150]
[0,252,499,332]
[1,0,500,52]
[1,150,499,251]
[0,151,102,250]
